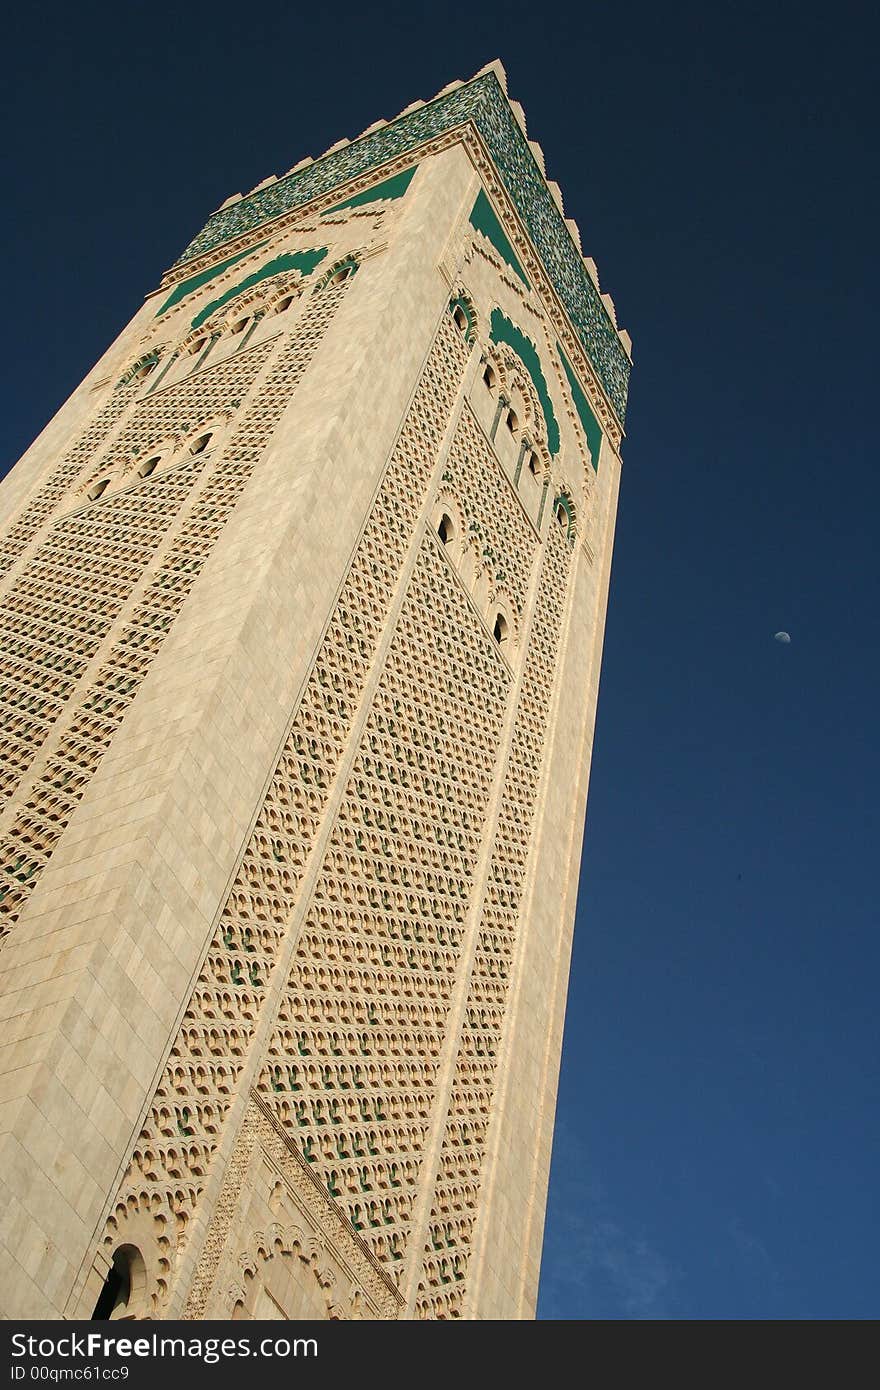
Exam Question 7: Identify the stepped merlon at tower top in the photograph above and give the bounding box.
[164,60,632,425]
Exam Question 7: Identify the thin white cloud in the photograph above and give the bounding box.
[540,1125,679,1319]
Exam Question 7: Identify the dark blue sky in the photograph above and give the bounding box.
[3,1,877,1320]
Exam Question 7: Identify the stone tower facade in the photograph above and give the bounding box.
[0,62,631,1321]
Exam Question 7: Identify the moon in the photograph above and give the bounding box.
[774,631,791,644]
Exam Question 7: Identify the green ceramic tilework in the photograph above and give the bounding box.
[469,189,530,287]
[190,247,328,329]
[489,307,560,456]
[324,165,418,213]
[449,295,476,341]
[156,241,269,317]
[557,342,602,472]
[167,72,630,422]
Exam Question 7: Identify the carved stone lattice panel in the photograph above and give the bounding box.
[0,459,206,822]
[0,340,277,825]
[0,384,138,586]
[99,312,471,1306]
[256,531,510,1274]
[83,341,272,490]
[441,399,537,618]
[189,1095,402,1320]
[415,515,573,1319]
[0,284,350,948]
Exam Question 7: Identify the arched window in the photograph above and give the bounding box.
[189,432,212,456]
[553,494,575,539]
[137,455,161,479]
[316,258,358,295]
[229,316,249,337]
[188,336,208,357]
[449,295,474,340]
[437,513,455,546]
[506,407,519,435]
[527,451,540,478]
[116,352,161,387]
[91,1246,144,1321]
[482,363,497,391]
[492,613,509,646]
[88,478,110,501]
[273,294,295,315]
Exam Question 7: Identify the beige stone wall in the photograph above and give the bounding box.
[0,107,625,1321]
[463,440,622,1319]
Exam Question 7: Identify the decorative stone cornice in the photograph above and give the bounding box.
[169,69,631,424]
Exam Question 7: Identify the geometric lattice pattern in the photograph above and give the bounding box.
[103,311,473,1308]
[441,399,537,620]
[415,514,573,1317]
[0,287,343,946]
[258,533,510,1270]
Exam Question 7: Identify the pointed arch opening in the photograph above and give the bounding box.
[91,1245,146,1321]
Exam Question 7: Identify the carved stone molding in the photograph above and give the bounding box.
[165,72,630,424]
[185,1094,403,1320]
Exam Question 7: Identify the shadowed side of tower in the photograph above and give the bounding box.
[0,61,631,1320]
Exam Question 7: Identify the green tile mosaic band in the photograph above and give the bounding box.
[172,72,630,423]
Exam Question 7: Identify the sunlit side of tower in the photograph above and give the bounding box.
[0,62,631,1320]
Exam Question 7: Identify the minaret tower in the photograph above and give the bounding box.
[0,62,631,1320]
